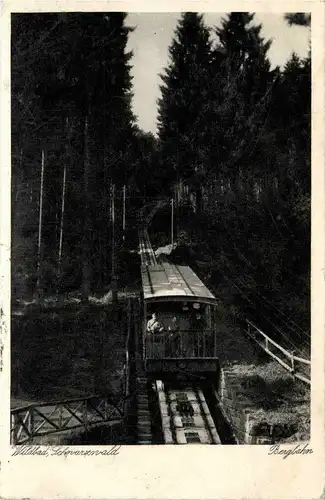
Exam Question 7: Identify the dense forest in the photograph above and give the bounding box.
[12,12,311,355]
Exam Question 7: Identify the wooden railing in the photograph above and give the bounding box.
[11,395,125,445]
[245,320,311,385]
[145,329,217,359]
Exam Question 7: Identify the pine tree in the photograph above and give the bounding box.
[284,13,311,27]
[11,13,136,299]
[211,13,277,201]
[157,12,213,198]
[131,129,158,199]
[272,52,310,206]
[88,13,135,290]
[12,14,65,300]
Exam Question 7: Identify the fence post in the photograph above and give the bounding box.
[265,338,269,351]
[59,405,63,429]
[29,408,34,439]
[83,400,88,434]
[247,321,250,337]
[11,413,17,445]
[203,331,206,358]
[219,369,225,402]
[197,330,200,357]
[291,355,295,373]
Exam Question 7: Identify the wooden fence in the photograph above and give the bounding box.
[245,320,311,385]
[11,395,125,445]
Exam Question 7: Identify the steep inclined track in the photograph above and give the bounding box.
[156,380,221,445]
[137,229,220,445]
[139,230,157,267]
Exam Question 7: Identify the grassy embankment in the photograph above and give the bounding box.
[11,297,132,445]
[11,301,128,406]
[11,249,141,407]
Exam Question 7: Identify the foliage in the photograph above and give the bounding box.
[157,13,213,190]
[155,12,310,350]
[12,13,139,297]
[12,11,311,352]
[284,13,311,27]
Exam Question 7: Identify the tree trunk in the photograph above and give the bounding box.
[57,117,69,304]
[173,177,180,240]
[171,197,174,248]
[12,147,23,224]
[82,113,91,302]
[122,184,126,244]
[196,185,202,216]
[35,148,45,305]
[111,184,118,304]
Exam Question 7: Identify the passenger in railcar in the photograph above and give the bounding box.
[167,316,180,357]
[168,316,179,333]
[146,312,164,334]
[189,308,206,357]
[146,312,165,358]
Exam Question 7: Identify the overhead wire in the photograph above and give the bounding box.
[201,237,309,356]
[220,269,302,354]
[236,275,310,340]
[219,244,309,348]
[204,215,309,337]
[225,234,310,338]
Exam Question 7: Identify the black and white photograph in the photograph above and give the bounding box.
[10,8,313,450]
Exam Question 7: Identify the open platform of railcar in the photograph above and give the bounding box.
[141,261,220,377]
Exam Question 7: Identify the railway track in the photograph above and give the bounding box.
[129,304,223,446]
[139,229,157,266]
[156,380,221,445]
[134,228,235,445]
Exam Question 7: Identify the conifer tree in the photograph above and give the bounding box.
[157,12,212,199]
[211,13,277,200]
[11,13,136,298]
[284,13,311,27]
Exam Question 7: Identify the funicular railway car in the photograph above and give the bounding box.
[141,262,220,377]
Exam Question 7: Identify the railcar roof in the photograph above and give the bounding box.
[141,262,217,305]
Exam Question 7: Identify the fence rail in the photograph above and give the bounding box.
[11,395,125,445]
[245,320,311,385]
[145,329,217,359]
